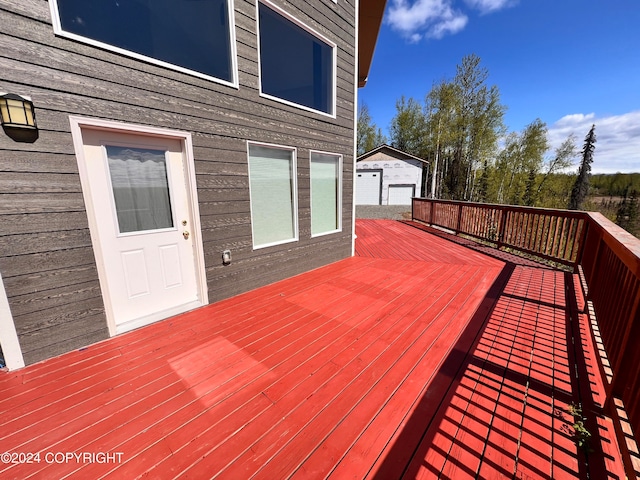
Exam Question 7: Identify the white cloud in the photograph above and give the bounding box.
[464,0,517,14]
[386,0,468,40]
[430,11,469,38]
[554,113,596,127]
[548,111,640,173]
[386,0,514,41]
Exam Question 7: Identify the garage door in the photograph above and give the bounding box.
[356,171,381,205]
[388,185,415,205]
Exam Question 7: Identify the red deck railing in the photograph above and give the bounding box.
[412,198,587,266]
[412,197,640,478]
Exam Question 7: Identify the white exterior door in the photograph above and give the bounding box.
[388,185,415,205]
[356,170,381,205]
[72,121,207,334]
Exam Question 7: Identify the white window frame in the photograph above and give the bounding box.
[310,150,342,237]
[0,271,25,370]
[247,141,299,249]
[49,0,239,88]
[256,0,337,118]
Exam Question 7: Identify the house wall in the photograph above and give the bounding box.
[356,152,424,205]
[0,0,356,365]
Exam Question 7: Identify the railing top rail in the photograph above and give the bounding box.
[585,212,640,277]
[413,197,588,219]
[412,199,640,273]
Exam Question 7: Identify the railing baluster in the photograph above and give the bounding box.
[413,199,640,478]
[530,213,539,252]
[541,215,550,255]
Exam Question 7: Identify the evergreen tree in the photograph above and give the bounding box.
[628,191,639,236]
[616,189,629,228]
[523,168,537,206]
[616,188,639,236]
[476,159,490,203]
[357,104,387,155]
[568,124,596,210]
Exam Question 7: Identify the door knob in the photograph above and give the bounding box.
[183,230,190,240]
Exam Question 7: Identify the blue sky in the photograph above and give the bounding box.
[359,0,640,173]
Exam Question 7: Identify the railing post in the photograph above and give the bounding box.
[574,215,589,272]
[497,208,506,248]
[585,222,604,291]
[456,203,463,235]
[430,200,435,225]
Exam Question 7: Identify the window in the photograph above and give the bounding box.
[310,151,341,236]
[248,143,298,248]
[257,1,336,116]
[106,146,174,234]
[50,0,237,86]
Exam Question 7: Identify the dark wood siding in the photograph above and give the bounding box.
[0,0,356,365]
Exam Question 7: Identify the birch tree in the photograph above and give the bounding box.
[389,96,425,156]
[422,55,505,200]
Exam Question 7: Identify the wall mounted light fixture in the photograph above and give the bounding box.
[0,93,38,143]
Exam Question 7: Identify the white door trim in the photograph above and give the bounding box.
[0,271,25,370]
[69,116,208,336]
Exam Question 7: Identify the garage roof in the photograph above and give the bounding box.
[357,144,430,164]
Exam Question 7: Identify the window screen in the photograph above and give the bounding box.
[310,152,341,236]
[258,2,335,115]
[248,144,298,248]
[52,0,234,83]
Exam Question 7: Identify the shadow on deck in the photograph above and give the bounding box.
[0,220,625,479]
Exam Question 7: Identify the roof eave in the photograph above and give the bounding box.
[358,0,387,88]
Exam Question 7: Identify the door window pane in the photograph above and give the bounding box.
[310,152,341,236]
[106,146,174,233]
[53,0,234,83]
[258,2,335,115]
[248,144,297,248]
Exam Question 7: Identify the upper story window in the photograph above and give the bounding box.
[50,0,237,87]
[257,1,336,117]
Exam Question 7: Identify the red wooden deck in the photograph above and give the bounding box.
[0,219,625,479]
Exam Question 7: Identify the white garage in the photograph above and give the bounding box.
[355,170,382,205]
[356,145,428,206]
[388,184,415,205]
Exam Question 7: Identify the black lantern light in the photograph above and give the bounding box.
[0,93,38,143]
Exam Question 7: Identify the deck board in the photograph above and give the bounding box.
[0,219,625,479]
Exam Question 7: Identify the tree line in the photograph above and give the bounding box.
[358,54,600,211]
[358,54,640,236]
[591,173,640,196]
